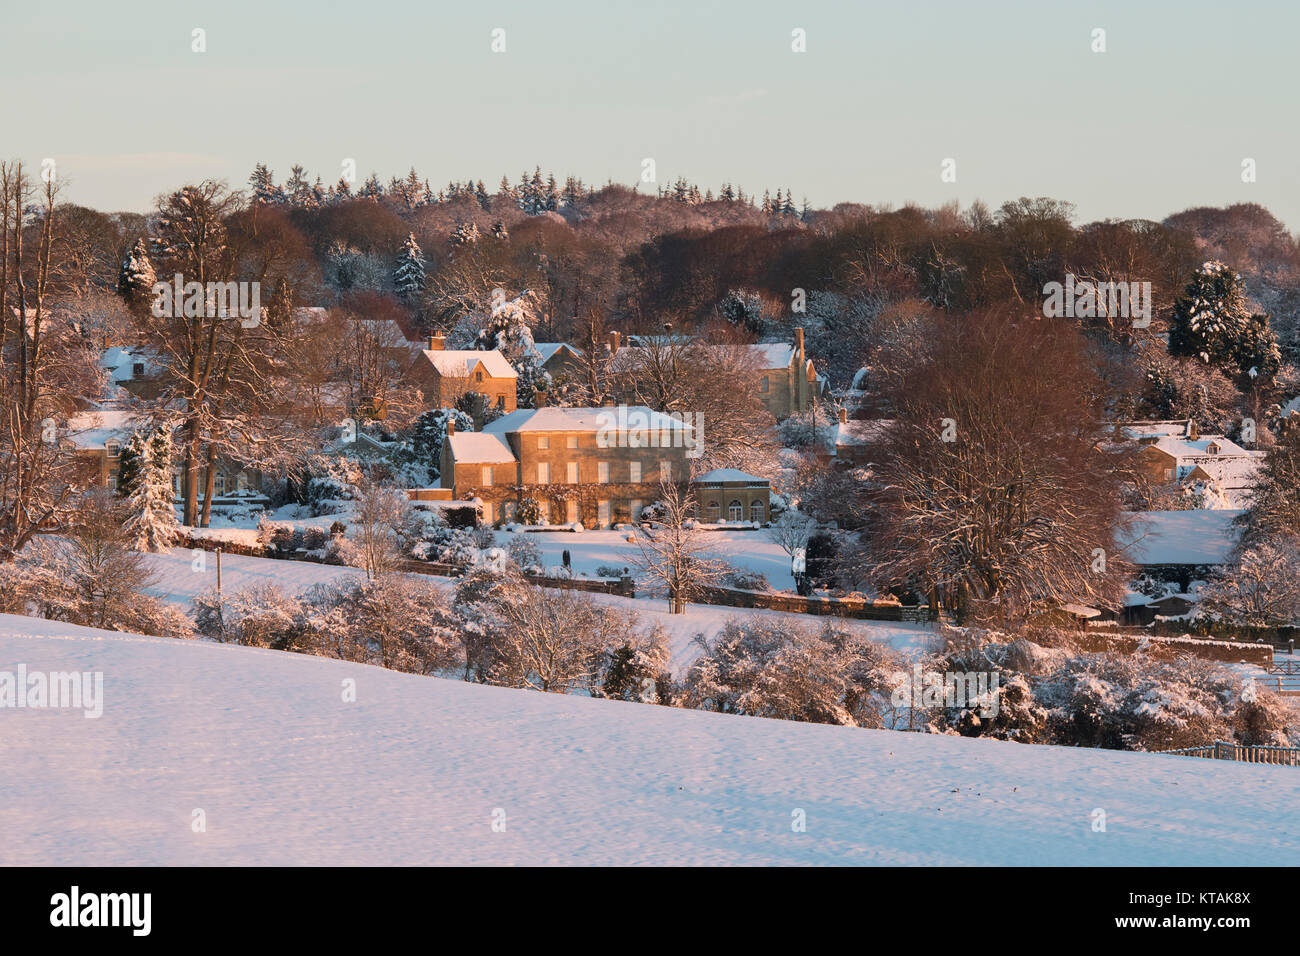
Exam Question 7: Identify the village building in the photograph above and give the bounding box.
[440,405,698,527]
[1125,419,1264,507]
[605,327,824,420]
[692,468,771,524]
[406,336,518,413]
[533,342,584,379]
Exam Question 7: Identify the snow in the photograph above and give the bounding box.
[136,545,930,669]
[2,612,1296,866]
[65,406,140,449]
[446,432,515,463]
[751,342,796,369]
[418,348,516,379]
[483,405,690,435]
[1117,510,1242,566]
[695,468,767,483]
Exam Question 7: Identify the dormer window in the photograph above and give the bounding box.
[105,440,121,457]
[1206,442,1220,455]
[475,370,484,382]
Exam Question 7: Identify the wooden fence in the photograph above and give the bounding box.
[1157,740,1300,767]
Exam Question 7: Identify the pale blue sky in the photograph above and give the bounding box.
[4,0,1297,228]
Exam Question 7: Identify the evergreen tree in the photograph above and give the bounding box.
[115,430,147,499]
[475,180,491,210]
[1238,424,1300,546]
[123,426,179,552]
[409,408,474,476]
[393,233,427,300]
[265,277,293,330]
[117,238,157,314]
[1169,260,1281,381]
[248,163,283,204]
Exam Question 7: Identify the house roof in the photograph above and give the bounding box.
[99,347,157,383]
[483,406,691,435]
[1115,510,1242,566]
[751,343,796,369]
[66,406,141,450]
[417,349,517,379]
[695,468,768,484]
[1147,435,1251,461]
[446,432,516,464]
[831,419,893,449]
[534,342,582,365]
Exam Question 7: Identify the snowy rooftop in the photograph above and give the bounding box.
[534,342,581,364]
[1149,435,1251,460]
[66,406,141,449]
[417,349,517,379]
[484,406,691,435]
[832,418,893,448]
[1115,510,1242,566]
[446,432,516,464]
[99,347,157,383]
[750,343,796,369]
[695,468,768,484]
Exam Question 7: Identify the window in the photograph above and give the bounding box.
[566,499,579,522]
[597,461,609,483]
[538,500,551,524]
[1163,468,1174,481]
[659,461,672,483]
[750,500,765,523]
[630,499,642,521]
[597,500,611,527]
[132,362,145,377]
[566,462,578,483]
[215,474,226,496]
[236,473,248,492]
[495,394,505,409]
[105,440,121,458]
[761,375,770,394]
[537,462,550,483]
[482,501,493,524]
[728,499,743,521]
[481,467,493,487]
[475,370,484,382]
[706,500,721,522]
[537,436,550,450]
[629,461,641,483]
[566,435,578,449]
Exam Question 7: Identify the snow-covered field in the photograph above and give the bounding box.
[139,547,933,669]
[2,613,1297,865]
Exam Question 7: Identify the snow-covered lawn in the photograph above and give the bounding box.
[1,613,1296,866]
[139,547,933,670]
[496,526,800,590]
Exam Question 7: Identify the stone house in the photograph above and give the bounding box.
[441,405,696,527]
[407,336,518,414]
[1127,419,1263,505]
[692,469,771,524]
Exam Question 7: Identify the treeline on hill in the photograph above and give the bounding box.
[4,157,1300,628]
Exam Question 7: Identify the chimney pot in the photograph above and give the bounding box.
[838,407,848,424]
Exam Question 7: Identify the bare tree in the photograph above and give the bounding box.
[632,481,727,613]
[864,311,1129,623]
[351,481,410,579]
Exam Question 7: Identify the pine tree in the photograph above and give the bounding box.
[117,238,157,313]
[475,180,491,210]
[1169,260,1280,381]
[410,408,474,476]
[265,278,293,330]
[115,430,147,499]
[393,233,427,300]
[248,163,283,205]
[123,426,179,552]
[1238,423,1300,546]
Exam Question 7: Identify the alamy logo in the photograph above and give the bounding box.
[595,406,704,459]
[0,665,103,718]
[151,273,261,327]
[891,665,1000,717]
[50,886,150,936]
[1042,273,1152,327]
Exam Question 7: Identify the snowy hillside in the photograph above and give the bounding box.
[2,614,1297,866]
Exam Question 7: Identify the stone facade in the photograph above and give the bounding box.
[407,337,518,413]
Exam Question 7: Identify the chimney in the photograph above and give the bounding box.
[446,418,455,436]
[794,327,804,357]
[1187,419,1199,441]
[607,330,620,354]
[428,335,445,351]
[534,386,547,408]
[838,407,848,424]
